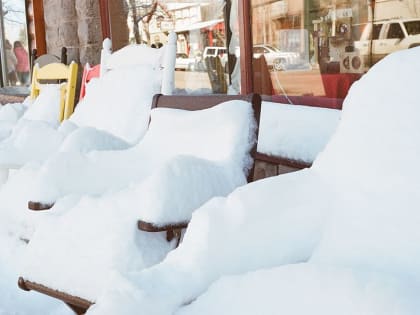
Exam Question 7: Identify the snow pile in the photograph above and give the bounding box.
[106,44,165,69]
[0,120,66,166]
[21,100,257,301]
[58,126,130,153]
[0,232,71,315]
[307,48,420,277]
[21,194,175,302]
[0,100,29,123]
[0,44,171,315]
[70,64,161,144]
[0,166,74,314]
[258,102,340,163]
[0,102,27,141]
[313,48,420,193]
[0,85,60,142]
[176,264,420,315]
[0,165,47,240]
[0,86,63,165]
[21,84,62,123]
[85,48,420,314]
[311,194,420,277]
[143,102,256,171]
[28,100,255,205]
[0,64,161,167]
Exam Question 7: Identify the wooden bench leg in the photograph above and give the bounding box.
[66,303,88,315]
[166,228,183,247]
[138,220,188,248]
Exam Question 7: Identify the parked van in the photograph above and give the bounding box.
[343,18,420,73]
[203,46,228,67]
[355,18,420,62]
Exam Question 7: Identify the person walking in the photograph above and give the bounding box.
[5,40,18,86]
[13,41,30,85]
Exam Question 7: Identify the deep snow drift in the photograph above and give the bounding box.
[86,47,420,314]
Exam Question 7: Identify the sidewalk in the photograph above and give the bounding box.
[0,87,29,105]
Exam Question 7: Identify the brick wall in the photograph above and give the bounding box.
[42,0,102,65]
[75,0,103,65]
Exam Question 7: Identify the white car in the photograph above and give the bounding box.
[203,47,228,67]
[354,18,420,67]
[175,53,196,71]
[253,44,300,71]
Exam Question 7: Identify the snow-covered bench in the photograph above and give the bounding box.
[254,101,341,179]
[136,93,261,246]
[18,93,262,313]
[0,33,177,186]
[83,47,420,315]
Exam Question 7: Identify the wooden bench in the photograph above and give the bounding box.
[19,93,262,315]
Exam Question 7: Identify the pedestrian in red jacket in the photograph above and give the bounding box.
[13,41,30,85]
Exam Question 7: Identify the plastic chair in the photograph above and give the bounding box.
[30,62,78,121]
[79,64,101,101]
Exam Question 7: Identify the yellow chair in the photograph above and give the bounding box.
[30,62,78,122]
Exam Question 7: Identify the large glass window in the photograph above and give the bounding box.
[107,0,230,95]
[0,0,30,88]
[249,0,420,108]
[169,1,228,94]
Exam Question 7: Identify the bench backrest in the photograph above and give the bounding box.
[151,94,261,183]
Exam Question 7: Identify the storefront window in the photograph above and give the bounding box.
[170,1,228,94]
[107,0,230,95]
[0,0,30,88]
[250,0,420,108]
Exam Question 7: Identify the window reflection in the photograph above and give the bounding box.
[111,0,228,95]
[0,0,29,88]
[251,0,420,108]
[170,1,227,94]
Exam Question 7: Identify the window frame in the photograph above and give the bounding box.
[97,0,255,95]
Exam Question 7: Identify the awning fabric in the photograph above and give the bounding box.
[174,19,224,33]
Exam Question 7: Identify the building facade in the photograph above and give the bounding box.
[1,0,419,101]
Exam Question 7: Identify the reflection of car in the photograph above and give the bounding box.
[353,18,420,70]
[175,53,196,71]
[253,44,300,71]
[203,46,228,67]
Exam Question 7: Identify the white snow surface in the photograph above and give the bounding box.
[69,64,161,144]
[105,44,165,70]
[84,47,420,315]
[0,102,27,123]
[258,102,340,163]
[176,264,420,315]
[0,64,160,167]
[0,86,57,142]
[0,46,419,315]
[28,100,255,204]
[21,84,62,123]
[20,100,257,301]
